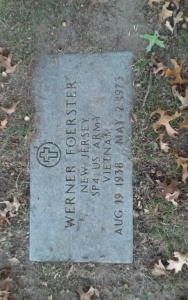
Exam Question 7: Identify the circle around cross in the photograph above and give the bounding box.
[37,142,61,167]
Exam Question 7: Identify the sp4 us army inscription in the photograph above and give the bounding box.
[30,52,133,263]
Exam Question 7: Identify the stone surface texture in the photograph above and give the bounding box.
[30,52,133,263]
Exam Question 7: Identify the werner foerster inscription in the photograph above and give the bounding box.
[30,52,133,263]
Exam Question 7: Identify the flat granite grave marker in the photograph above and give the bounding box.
[30,52,133,263]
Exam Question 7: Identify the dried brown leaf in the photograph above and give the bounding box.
[151,259,167,276]
[151,56,167,75]
[77,286,99,300]
[148,0,163,8]
[172,86,188,109]
[172,0,180,8]
[1,101,20,114]
[167,252,188,273]
[0,215,10,228]
[165,21,174,34]
[179,113,188,128]
[0,197,20,218]
[158,3,173,24]
[0,117,8,131]
[165,59,188,85]
[0,52,21,74]
[181,163,188,183]
[156,179,180,206]
[174,11,183,25]
[150,108,181,136]
[159,134,170,152]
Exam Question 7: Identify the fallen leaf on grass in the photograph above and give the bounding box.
[0,117,8,131]
[166,252,188,273]
[174,11,184,25]
[158,134,170,152]
[165,21,174,34]
[158,2,173,24]
[66,265,74,278]
[181,163,188,183]
[179,113,188,128]
[8,258,20,266]
[1,101,20,114]
[0,215,10,228]
[0,197,20,218]
[148,0,163,8]
[0,52,21,75]
[156,179,180,206]
[172,153,188,182]
[139,31,165,53]
[77,286,99,300]
[172,151,188,167]
[151,56,167,75]
[165,59,188,85]
[172,0,180,8]
[0,287,10,300]
[150,108,181,137]
[151,259,167,276]
[172,85,188,109]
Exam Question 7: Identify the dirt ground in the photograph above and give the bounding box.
[0,0,188,299]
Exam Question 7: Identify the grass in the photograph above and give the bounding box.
[0,1,187,299]
[132,49,188,272]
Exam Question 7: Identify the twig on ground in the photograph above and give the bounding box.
[142,70,152,107]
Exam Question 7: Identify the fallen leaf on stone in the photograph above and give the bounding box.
[185,0,188,7]
[165,59,188,85]
[0,52,21,74]
[1,101,20,114]
[158,2,173,24]
[172,85,188,109]
[179,113,188,128]
[156,179,180,206]
[48,295,53,300]
[0,117,8,131]
[8,257,20,266]
[77,286,99,300]
[158,134,170,152]
[166,252,188,273]
[150,108,181,136]
[139,31,165,53]
[151,259,167,276]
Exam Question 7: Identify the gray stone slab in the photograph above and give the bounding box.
[30,52,133,263]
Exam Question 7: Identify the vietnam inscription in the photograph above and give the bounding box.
[30,52,133,263]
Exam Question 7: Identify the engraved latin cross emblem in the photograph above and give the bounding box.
[37,142,61,167]
[39,147,58,162]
